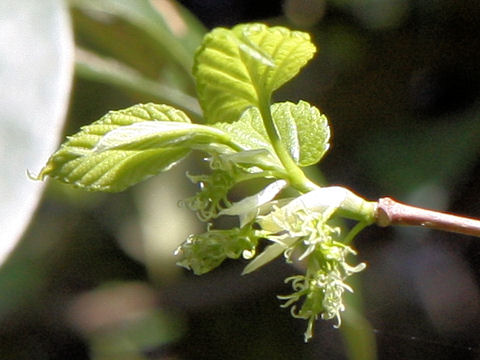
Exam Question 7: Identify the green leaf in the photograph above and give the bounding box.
[194,23,316,123]
[71,0,206,76]
[214,106,283,170]
[37,103,210,192]
[272,101,330,166]
[94,120,232,152]
[214,101,330,169]
[214,106,272,151]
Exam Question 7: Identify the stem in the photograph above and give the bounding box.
[376,197,480,237]
[75,48,203,122]
[257,94,317,193]
[343,221,370,245]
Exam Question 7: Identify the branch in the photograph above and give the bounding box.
[75,47,202,121]
[375,197,480,237]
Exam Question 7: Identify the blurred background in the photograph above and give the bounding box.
[1,0,480,359]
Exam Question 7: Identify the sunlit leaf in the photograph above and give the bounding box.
[214,107,272,151]
[194,23,316,123]
[214,107,282,169]
[94,121,231,152]
[272,101,330,166]
[37,104,198,192]
[215,101,330,168]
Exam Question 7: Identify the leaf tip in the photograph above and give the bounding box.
[28,162,54,182]
[26,169,41,181]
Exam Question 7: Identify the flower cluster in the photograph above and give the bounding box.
[177,176,367,341]
[175,225,258,275]
[278,245,366,341]
[181,170,235,222]
[253,190,366,341]
[181,149,277,222]
[176,154,282,273]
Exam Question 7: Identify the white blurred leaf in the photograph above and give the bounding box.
[0,0,74,265]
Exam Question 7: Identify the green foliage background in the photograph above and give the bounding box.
[1,1,480,359]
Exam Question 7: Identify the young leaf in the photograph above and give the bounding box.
[214,101,330,169]
[272,101,330,167]
[36,103,230,192]
[194,23,316,123]
[94,121,232,152]
[214,106,281,168]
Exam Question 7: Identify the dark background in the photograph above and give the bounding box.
[1,0,480,359]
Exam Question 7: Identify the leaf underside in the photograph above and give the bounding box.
[272,101,330,167]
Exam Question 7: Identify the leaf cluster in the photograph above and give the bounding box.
[37,23,329,192]
[37,22,369,341]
